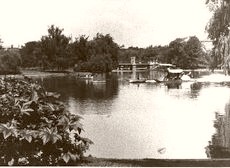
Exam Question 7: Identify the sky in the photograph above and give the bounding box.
[0,0,212,48]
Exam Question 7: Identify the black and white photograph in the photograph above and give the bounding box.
[0,0,230,166]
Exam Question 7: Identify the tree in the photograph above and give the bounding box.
[40,25,71,70]
[206,0,230,73]
[20,41,42,68]
[89,33,119,66]
[185,36,207,69]
[168,38,188,68]
[0,49,21,74]
[168,36,206,69]
[72,35,89,62]
[75,33,119,73]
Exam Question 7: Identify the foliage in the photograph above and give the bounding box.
[0,49,21,75]
[118,45,170,64]
[74,33,119,73]
[0,77,92,165]
[19,24,209,71]
[118,36,207,69]
[75,54,113,73]
[0,38,3,50]
[20,26,119,73]
[40,25,71,70]
[69,35,90,63]
[20,41,42,68]
[168,36,207,69]
[206,0,230,71]
[20,25,71,70]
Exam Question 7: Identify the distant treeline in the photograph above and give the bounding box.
[20,25,119,73]
[0,25,211,74]
[119,36,210,69]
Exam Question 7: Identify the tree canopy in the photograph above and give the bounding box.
[19,24,209,72]
[206,0,230,72]
[20,26,119,72]
[168,36,207,69]
[0,49,21,74]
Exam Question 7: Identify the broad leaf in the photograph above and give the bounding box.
[0,123,17,139]
[39,127,62,145]
[62,153,70,163]
[70,122,84,134]
[57,116,70,130]
[62,152,79,163]
[19,130,34,143]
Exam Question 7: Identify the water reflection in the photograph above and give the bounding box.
[30,71,230,159]
[36,74,119,101]
[165,81,182,89]
[207,99,230,158]
[189,82,203,99]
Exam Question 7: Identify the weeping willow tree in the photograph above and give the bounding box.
[206,0,230,74]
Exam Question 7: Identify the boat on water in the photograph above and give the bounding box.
[159,68,184,88]
[149,63,185,83]
[75,72,93,79]
[163,68,183,81]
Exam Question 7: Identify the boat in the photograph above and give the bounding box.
[157,68,183,88]
[75,72,93,79]
[150,64,176,82]
[149,63,184,83]
[162,68,183,82]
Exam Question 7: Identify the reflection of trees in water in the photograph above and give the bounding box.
[35,74,119,101]
[206,101,230,158]
[165,82,182,89]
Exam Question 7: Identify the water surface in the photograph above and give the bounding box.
[37,72,230,159]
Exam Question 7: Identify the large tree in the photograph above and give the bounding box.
[20,41,42,68]
[168,36,206,69]
[206,0,230,73]
[75,33,119,73]
[40,25,71,70]
[68,35,89,66]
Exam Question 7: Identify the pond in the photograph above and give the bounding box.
[34,71,230,159]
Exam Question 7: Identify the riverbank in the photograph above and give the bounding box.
[77,157,230,167]
[0,69,70,78]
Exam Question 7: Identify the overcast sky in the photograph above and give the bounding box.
[0,0,212,48]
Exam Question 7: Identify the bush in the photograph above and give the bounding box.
[0,77,92,165]
[0,50,21,75]
[74,54,113,73]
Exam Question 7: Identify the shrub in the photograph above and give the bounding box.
[0,76,92,165]
[0,50,21,75]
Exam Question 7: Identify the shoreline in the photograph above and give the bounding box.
[78,157,230,166]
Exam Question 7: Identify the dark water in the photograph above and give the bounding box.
[34,71,230,159]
